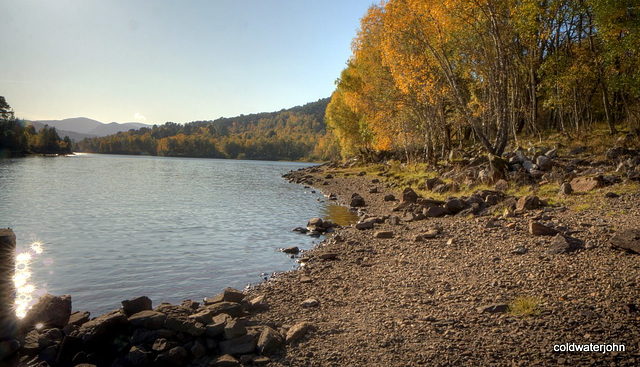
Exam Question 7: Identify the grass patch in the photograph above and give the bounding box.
[508,296,542,317]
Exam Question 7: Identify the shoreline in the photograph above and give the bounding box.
[4,155,640,366]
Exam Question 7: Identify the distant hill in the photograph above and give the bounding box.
[75,98,338,161]
[29,121,97,142]
[29,117,152,141]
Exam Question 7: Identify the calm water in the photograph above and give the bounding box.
[0,154,357,316]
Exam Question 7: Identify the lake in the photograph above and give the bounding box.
[0,154,356,316]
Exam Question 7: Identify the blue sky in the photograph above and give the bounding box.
[1,0,375,124]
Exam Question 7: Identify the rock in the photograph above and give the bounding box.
[129,310,167,330]
[22,330,40,356]
[218,334,256,355]
[292,227,308,234]
[516,195,541,211]
[529,222,558,236]
[190,339,206,359]
[224,319,247,340]
[152,338,170,352]
[282,246,299,255]
[610,229,640,254]
[207,302,244,317]
[558,182,573,196]
[485,195,499,206]
[488,154,509,181]
[606,147,630,160]
[20,294,72,334]
[536,155,551,170]
[422,228,440,239]
[547,234,584,254]
[570,176,604,192]
[350,193,366,207]
[306,217,323,229]
[374,231,394,239]
[318,253,338,260]
[477,304,509,314]
[355,217,377,230]
[605,192,620,198]
[402,187,419,203]
[522,160,538,172]
[444,198,465,214]
[121,296,152,316]
[0,339,19,361]
[153,303,192,317]
[126,346,150,367]
[286,322,309,343]
[257,326,283,354]
[189,309,214,324]
[68,311,91,326]
[163,346,187,366]
[132,329,160,346]
[424,206,446,218]
[181,299,200,310]
[301,299,319,308]
[432,182,459,194]
[369,187,378,194]
[253,356,270,365]
[205,314,231,337]
[77,309,128,344]
[512,246,528,255]
[213,354,241,367]
[494,179,509,192]
[246,295,269,312]
[221,288,245,303]
[383,194,396,202]
[38,345,59,365]
[163,316,205,336]
[425,177,444,191]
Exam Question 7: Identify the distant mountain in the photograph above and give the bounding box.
[29,121,97,142]
[29,117,152,141]
[34,117,103,135]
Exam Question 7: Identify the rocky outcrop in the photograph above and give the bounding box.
[11,289,287,367]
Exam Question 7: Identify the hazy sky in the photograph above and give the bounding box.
[2,0,375,124]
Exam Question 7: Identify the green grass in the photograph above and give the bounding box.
[508,296,542,318]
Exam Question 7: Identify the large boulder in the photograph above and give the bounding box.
[121,296,152,316]
[257,327,283,354]
[529,222,558,236]
[20,294,72,334]
[426,177,444,191]
[402,187,419,203]
[350,193,366,207]
[610,229,640,254]
[570,176,604,192]
[285,322,309,343]
[516,195,542,211]
[128,310,167,330]
[76,309,129,344]
[444,198,466,214]
[547,234,584,254]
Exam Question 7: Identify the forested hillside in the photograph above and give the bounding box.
[326,0,640,161]
[0,96,72,157]
[76,98,338,161]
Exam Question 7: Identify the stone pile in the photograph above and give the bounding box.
[386,187,506,221]
[6,288,303,367]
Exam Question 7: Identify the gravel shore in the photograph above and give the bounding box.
[246,163,640,366]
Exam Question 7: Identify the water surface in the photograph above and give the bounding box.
[0,154,355,315]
